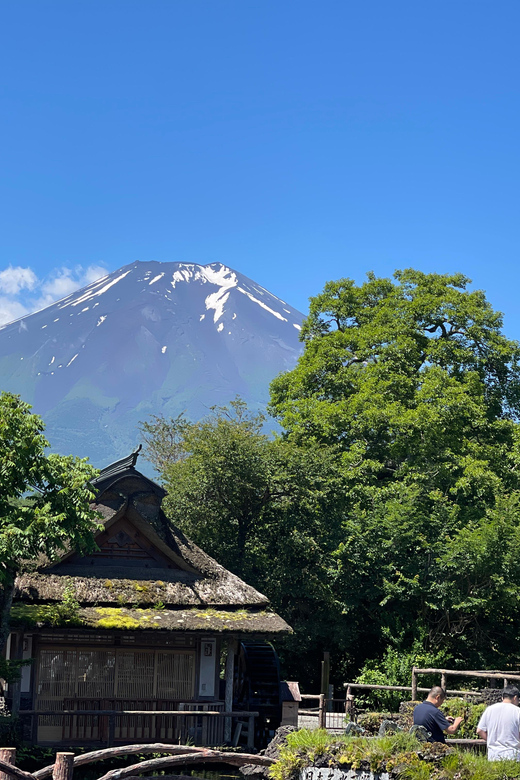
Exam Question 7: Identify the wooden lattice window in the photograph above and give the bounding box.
[116,651,156,699]
[36,646,196,715]
[157,652,196,700]
[77,650,116,698]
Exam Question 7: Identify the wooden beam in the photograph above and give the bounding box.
[342,683,481,696]
[411,667,418,701]
[95,751,274,780]
[34,746,219,780]
[0,759,34,780]
[414,668,520,681]
[224,639,235,743]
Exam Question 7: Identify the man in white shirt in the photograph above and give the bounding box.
[477,685,520,761]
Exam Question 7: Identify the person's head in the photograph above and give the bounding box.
[427,686,446,708]
[502,685,520,705]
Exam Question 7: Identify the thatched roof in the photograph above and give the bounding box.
[10,603,291,635]
[15,570,268,608]
[12,451,292,636]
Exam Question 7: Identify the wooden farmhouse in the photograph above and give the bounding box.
[7,450,291,747]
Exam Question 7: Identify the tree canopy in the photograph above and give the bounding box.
[0,392,100,646]
[140,399,347,682]
[143,270,520,686]
[269,270,520,676]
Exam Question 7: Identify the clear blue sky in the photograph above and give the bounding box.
[1,1,520,336]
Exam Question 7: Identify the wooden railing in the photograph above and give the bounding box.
[0,744,274,780]
[411,667,520,700]
[18,709,258,748]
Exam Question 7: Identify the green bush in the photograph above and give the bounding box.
[442,698,487,739]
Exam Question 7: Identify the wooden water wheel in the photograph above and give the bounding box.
[234,642,282,747]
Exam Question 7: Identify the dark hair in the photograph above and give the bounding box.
[503,685,520,700]
[429,686,446,699]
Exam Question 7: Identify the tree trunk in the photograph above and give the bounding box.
[0,573,16,655]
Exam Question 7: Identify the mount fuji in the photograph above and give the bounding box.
[0,261,304,467]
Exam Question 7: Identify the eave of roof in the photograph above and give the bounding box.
[10,603,292,635]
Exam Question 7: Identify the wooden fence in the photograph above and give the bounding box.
[18,710,257,749]
[411,667,520,700]
[0,744,274,780]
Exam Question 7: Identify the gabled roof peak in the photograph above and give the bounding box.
[92,444,142,484]
[91,445,166,498]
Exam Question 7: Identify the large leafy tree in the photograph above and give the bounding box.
[0,392,100,648]
[270,270,520,672]
[140,399,346,683]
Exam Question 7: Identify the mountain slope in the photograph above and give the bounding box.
[0,261,304,466]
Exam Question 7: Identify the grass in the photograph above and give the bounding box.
[269,728,520,780]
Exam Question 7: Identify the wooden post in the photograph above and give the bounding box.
[320,653,330,697]
[52,753,74,780]
[345,686,354,719]
[247,714,255,749]
[504,678,509,688]
[107,715,115,748]
[0,749,16,780]
[318,693,326,729]
[411,667,418,701]
[9,635,22,717]
[441,672,447,690]
[224,640,235,743]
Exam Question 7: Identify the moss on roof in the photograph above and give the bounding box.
[14,570,268,608]
[10,603,292,634]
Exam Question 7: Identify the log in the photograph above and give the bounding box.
[34,746,211,780]
[341,683,481,696]
[52,755,74,780]
[124,776,209,780]
[0,759,34,780]
[0,749,16,780]
[411,667,418,701]
[413,668,520,681]
[96,751,275,780]
[318,694,326,729]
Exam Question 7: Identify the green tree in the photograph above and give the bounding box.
[0,392,100,649]
[141,399,273,573]
[141,398,346,684]
[270,270,520,673]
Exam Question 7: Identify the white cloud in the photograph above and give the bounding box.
[83,265,108,285]
[0,263,108,326]
[0,266,38,295]
[0,297,30,326]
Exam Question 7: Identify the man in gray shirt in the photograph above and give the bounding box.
[477,685,520,760]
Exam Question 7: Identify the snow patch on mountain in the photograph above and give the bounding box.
[149,273,164,285]
[237,287,287,321]
[63,270,131,309]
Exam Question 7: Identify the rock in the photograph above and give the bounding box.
[240,725,298,777]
